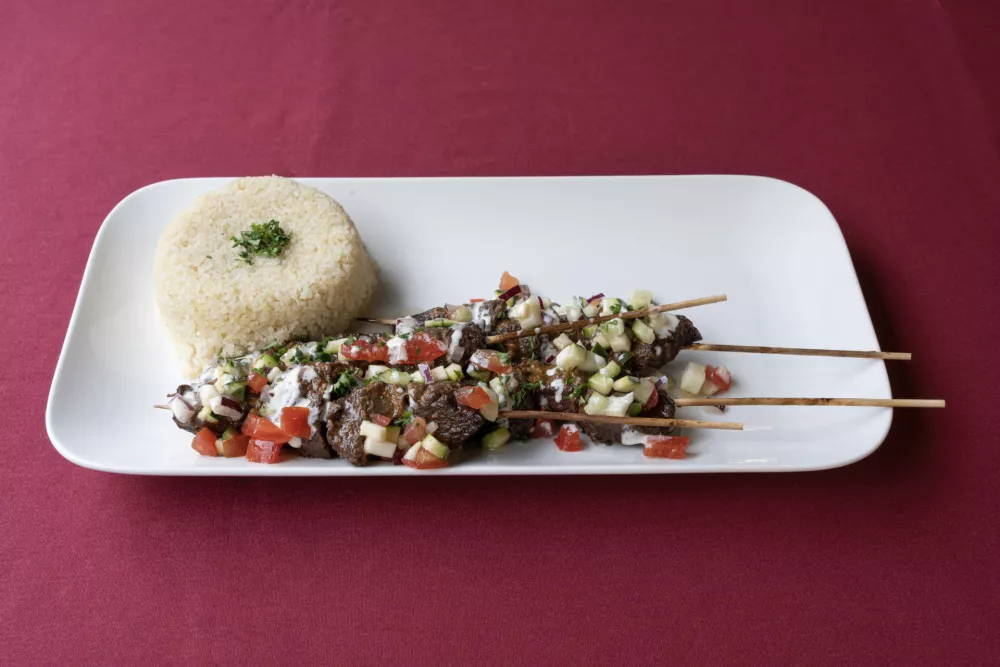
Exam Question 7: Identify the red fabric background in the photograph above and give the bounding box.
[3,1,999,664]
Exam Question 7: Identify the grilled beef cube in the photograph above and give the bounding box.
[325,383,409,465]
[293,362,351,459]
[411,306,448,326]
[474,299,507,331]
[407,381,485,448]
[581,395,677,444]
[493,318,536,361]
[516,360,586,413]
[630,315,702,372]
[418,324,487,366]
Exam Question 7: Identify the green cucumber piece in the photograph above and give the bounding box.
[482,428,511,450]
[587,374,614,396]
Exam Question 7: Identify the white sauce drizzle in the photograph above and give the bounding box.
[620,427,649,446]
[551,378,565,404]
[387,336,408,364]
[396,317,418,336]
[448,323,468,362]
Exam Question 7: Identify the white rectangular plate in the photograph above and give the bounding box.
[47,176,891,475]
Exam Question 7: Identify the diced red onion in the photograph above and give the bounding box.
[215,397,243,420]
[542,312,555,325]
[169,395,195,423]
[654,376,671,389]
[426,421,438,434]
[586,292,604,303]
[537,296,544,310]
[498,284,522,301]
[419,363,432,383]
[544,354,556,364]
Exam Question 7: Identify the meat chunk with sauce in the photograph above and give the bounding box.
[325,383,409,465]
[419,324,487,366]
[630,315,702,372]
[293,362,352,459]
[407,381,485,447]
[581,394,677,445]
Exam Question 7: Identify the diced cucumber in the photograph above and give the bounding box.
[613,376,639,392]
[482,428,511,450]
[450,306,473,323]
[600,318,625,336]
[410,370,426,384]
[540,297,551,309]
[222,381,246,401]
[632,319,656,345]
[403,442,422,461]
[363,438,396,459]
[266,366,283,383]
[609,333,632,353]
[583,393,609,415]
[626,402,642,416]
[552,333,574,351]
[197,405,218,423]
[602,392,634,417]
[679,362,708,395]
[214,373,234,392]
[582,304,599,318]
[628,289,653,310]
[424,318,457,328]
[587,374,614,396]
[359,420,388,442]
[430,366,449,381]
[578,351,607,372]
[592,331,611,349]
[599,361,622,378]
[512,298,543,329]
[555,344,587,371]
[466,366,492,382]
[198,383,220,405]
[365,364,390,380]
[420,434,449,460]
[214,437,225,456]
[600,297,622,316]
[489,377,508,406]
[632,378,656,404]
[581,324,598,339]
[324,339,346,355]
[444,363,464,381]
[379,369,411,386]
[565,306,582,322]
[221,426,239,441]
[280,346,302,365]
[385,425,401,442]
[253,353,279,371]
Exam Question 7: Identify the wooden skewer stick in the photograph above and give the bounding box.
[498,410,743,431]
[687,343,911,361]
[154,404,170,410]
[358,317,397,325]
[486,294,728,344]
[674,397,945,408]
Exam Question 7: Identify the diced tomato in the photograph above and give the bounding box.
[241,413,292,444]
[403,417,427,445]
[191,427,218,457]
[469,349,512,375]
[705,365,732,393]
[554,424,582,452]
[247,372,268,393]
[469,298,485,303]
[499,271,519,291]
[372,414,391,427]
[402,447,450,470]
[532,419,557,438]
[280,407,312,439]
[643,436,690,460]
[246,439,283,464]
[221,433,250,458]
[403,332,448,364]
[340,339,391,363]
[642,388,659,411]
[456,386,491,409]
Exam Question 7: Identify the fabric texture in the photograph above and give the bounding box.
[2,1,998,664]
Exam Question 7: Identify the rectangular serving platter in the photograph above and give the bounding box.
[46,175,892,475]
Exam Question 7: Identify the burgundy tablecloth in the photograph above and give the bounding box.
[3,1,999,664]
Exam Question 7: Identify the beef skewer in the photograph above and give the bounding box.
[673,397,945,408]
[497,410,742,430]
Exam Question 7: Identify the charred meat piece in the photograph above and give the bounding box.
[418,324,487,366]
[581,395,677,445]
[407,381,485,447]
[325,383,409,465]
[168,384,243,436]
[630,315,702,372]
[493,318,536,361]
[410,307,448,326]
[292,362,352,459]
[471,299,506,332]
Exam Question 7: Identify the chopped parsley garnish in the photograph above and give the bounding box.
[617,351,632,366]
[392,410,413,427]
[609,302,622,314]
[290,348,308,364]
[344,335,356,346]
[570,384,587,399]
[527,337,536,359]
[230,220,291,265]
[496,351,512,366]
[514,380,541,406]
[330,371,360,397]
[591,343,608,359]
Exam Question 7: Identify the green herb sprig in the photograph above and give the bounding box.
[231,220,291,265]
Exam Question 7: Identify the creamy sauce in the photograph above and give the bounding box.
[396,316,418,336]
[387,336,408,364]
[448,323,467,362]
[551,378,564,404]
[471,302,492,332]
[620,427,648,446]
